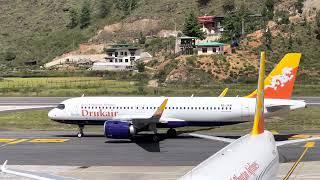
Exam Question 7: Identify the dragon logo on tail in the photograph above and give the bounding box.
[265,67,294,90]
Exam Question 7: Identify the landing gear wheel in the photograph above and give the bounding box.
[77,125,85,138]
[152,135,160,142]
[77,132,84,138]
[167,128,177,138]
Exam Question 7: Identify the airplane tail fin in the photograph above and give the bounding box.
[251,52,266,136]
[218,88,228,97]
[246,53,302,99]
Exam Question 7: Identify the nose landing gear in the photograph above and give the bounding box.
[77,125,84,138]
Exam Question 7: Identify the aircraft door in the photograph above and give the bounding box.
[241,102,250,121]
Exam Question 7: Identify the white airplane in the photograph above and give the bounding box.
[178,52,320,180]
[48,53,306,140]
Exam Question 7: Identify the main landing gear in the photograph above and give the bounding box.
[167,128,177,138]
[77,125,84,138]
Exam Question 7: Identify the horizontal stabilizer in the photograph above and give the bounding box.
[276,137,320,147]
[266,105,290,113]
[189,133,235,143]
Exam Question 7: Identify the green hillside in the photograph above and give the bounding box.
[0,0,319,84]
[0,0,261,67]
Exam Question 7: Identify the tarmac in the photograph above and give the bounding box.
[0,131,319,179]
[0,97,319,179]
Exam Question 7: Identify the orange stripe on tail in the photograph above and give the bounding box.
[251,52,265,136]
[246,53,302,99]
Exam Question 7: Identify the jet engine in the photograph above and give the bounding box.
[104,121,136,139]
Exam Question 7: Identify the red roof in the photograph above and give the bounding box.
[198,16,214,23]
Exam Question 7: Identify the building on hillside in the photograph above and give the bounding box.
[195,42,224,55]
[198,15,224,36]
[90,44,142,71]
[175,36,197,55]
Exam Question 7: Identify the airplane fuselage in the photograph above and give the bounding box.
[179,131,279,180]
[49,96,305,127]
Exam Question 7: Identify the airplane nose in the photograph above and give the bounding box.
[48,109,57,119]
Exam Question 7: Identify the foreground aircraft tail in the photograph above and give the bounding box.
[246,53,301,99]
[251,51,266,136]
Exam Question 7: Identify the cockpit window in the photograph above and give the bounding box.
[57,104,65,110]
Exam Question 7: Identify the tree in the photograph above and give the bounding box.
[315,11,320,40]
[294,0,304,14]
[222,0,235,13]
[138,32,146,44]
[222,11,243,41]
[264,0,275,20]
[98,0,110,18]
[183,11,205,39]
[4,50,16,61]
[197,0,211,7]
[79,1,91,29]
[66,8,78,29]
[117,0,138,15]
[136,62,145,72]
[263,28,272,50]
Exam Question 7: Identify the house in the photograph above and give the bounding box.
[198,15,224,36]
[91,44,142,71]
[196,42,224,55]
[175,36,197,55]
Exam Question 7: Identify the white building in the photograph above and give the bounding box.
[91,44,142,71]
[196,42,224,55]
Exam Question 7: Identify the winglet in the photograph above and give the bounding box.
[152,99,168,119]
[1,160,7,172]
[219,88,228,97]
[251,52,265,136]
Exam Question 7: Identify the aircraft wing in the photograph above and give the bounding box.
[189,133,235,143]
[276,137,320,147]
[1,160,77,180]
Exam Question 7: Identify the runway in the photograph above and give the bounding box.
[0,131,319,179]
[0,96,319,106]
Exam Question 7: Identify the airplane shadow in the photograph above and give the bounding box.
[54,134,105,138]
